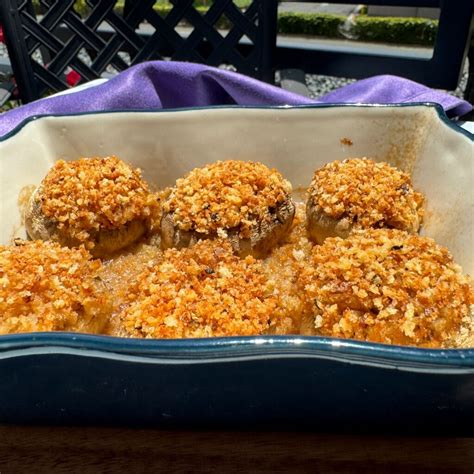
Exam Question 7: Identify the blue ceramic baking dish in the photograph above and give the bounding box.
[0,104,473,432]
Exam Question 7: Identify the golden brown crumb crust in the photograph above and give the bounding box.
[301,229,473,347]
[162,160,292,238]
[0,241,109,334]
[118,240,276,338]
[263,202,313,334]
[308,158,424,231]
[39,156,158,245]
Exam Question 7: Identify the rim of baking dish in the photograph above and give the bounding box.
[1,102,473,142]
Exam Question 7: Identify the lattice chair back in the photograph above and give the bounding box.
[0,0,277,103]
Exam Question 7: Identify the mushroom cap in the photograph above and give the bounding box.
[161,197,295,258]
[161,160,296,257]
[0,240,110,335]
[25,186,147,257]
[306,158,423,243]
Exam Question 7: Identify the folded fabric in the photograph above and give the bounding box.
[0,61,471,137]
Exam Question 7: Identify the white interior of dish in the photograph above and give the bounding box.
[0,105,472,274]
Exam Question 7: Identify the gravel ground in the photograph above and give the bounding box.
[304,62,468,99]
[304,74,356,98]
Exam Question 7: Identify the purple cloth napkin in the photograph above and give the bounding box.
[0,61,471,137]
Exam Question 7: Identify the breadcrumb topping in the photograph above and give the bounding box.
[8,159,474,348]
[264,202,314,334]
[0,241,109,334]
[39,156,158,244]
[118,240,276,338]
[301,229,473,347]
[162,160,292,238]
[308,158,424,231]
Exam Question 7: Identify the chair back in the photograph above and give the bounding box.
[0,0,276,103]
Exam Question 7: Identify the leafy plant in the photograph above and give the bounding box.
[353,16,437,45]
[0,100,19,113]
[278,11,437,46]
[278,12,345,38]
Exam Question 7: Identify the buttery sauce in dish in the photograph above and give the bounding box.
[3,156,473,348]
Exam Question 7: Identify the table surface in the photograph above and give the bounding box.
[1,426,473,473]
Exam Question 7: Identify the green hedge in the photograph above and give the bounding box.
[278,12,345,38]
[279,12,437,46]
[353,16,437,45]
[31,2,438,47]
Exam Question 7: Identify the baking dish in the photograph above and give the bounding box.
[0,103,473,432]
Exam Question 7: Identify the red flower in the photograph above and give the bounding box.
[66,69,81,87]
[0,25,4,44]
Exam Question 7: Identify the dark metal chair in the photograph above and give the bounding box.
[0,0,277,104]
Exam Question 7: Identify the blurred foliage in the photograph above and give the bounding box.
[279,13,345,38]
[31,0,251,14]
[0,100,18,113]
[353,16,437,45]
[278,12,437,46]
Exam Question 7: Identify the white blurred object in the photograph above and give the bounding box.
[338,4,365,40]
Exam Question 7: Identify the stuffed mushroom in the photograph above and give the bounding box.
[306,158,424,244]
[161,160,295,258]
